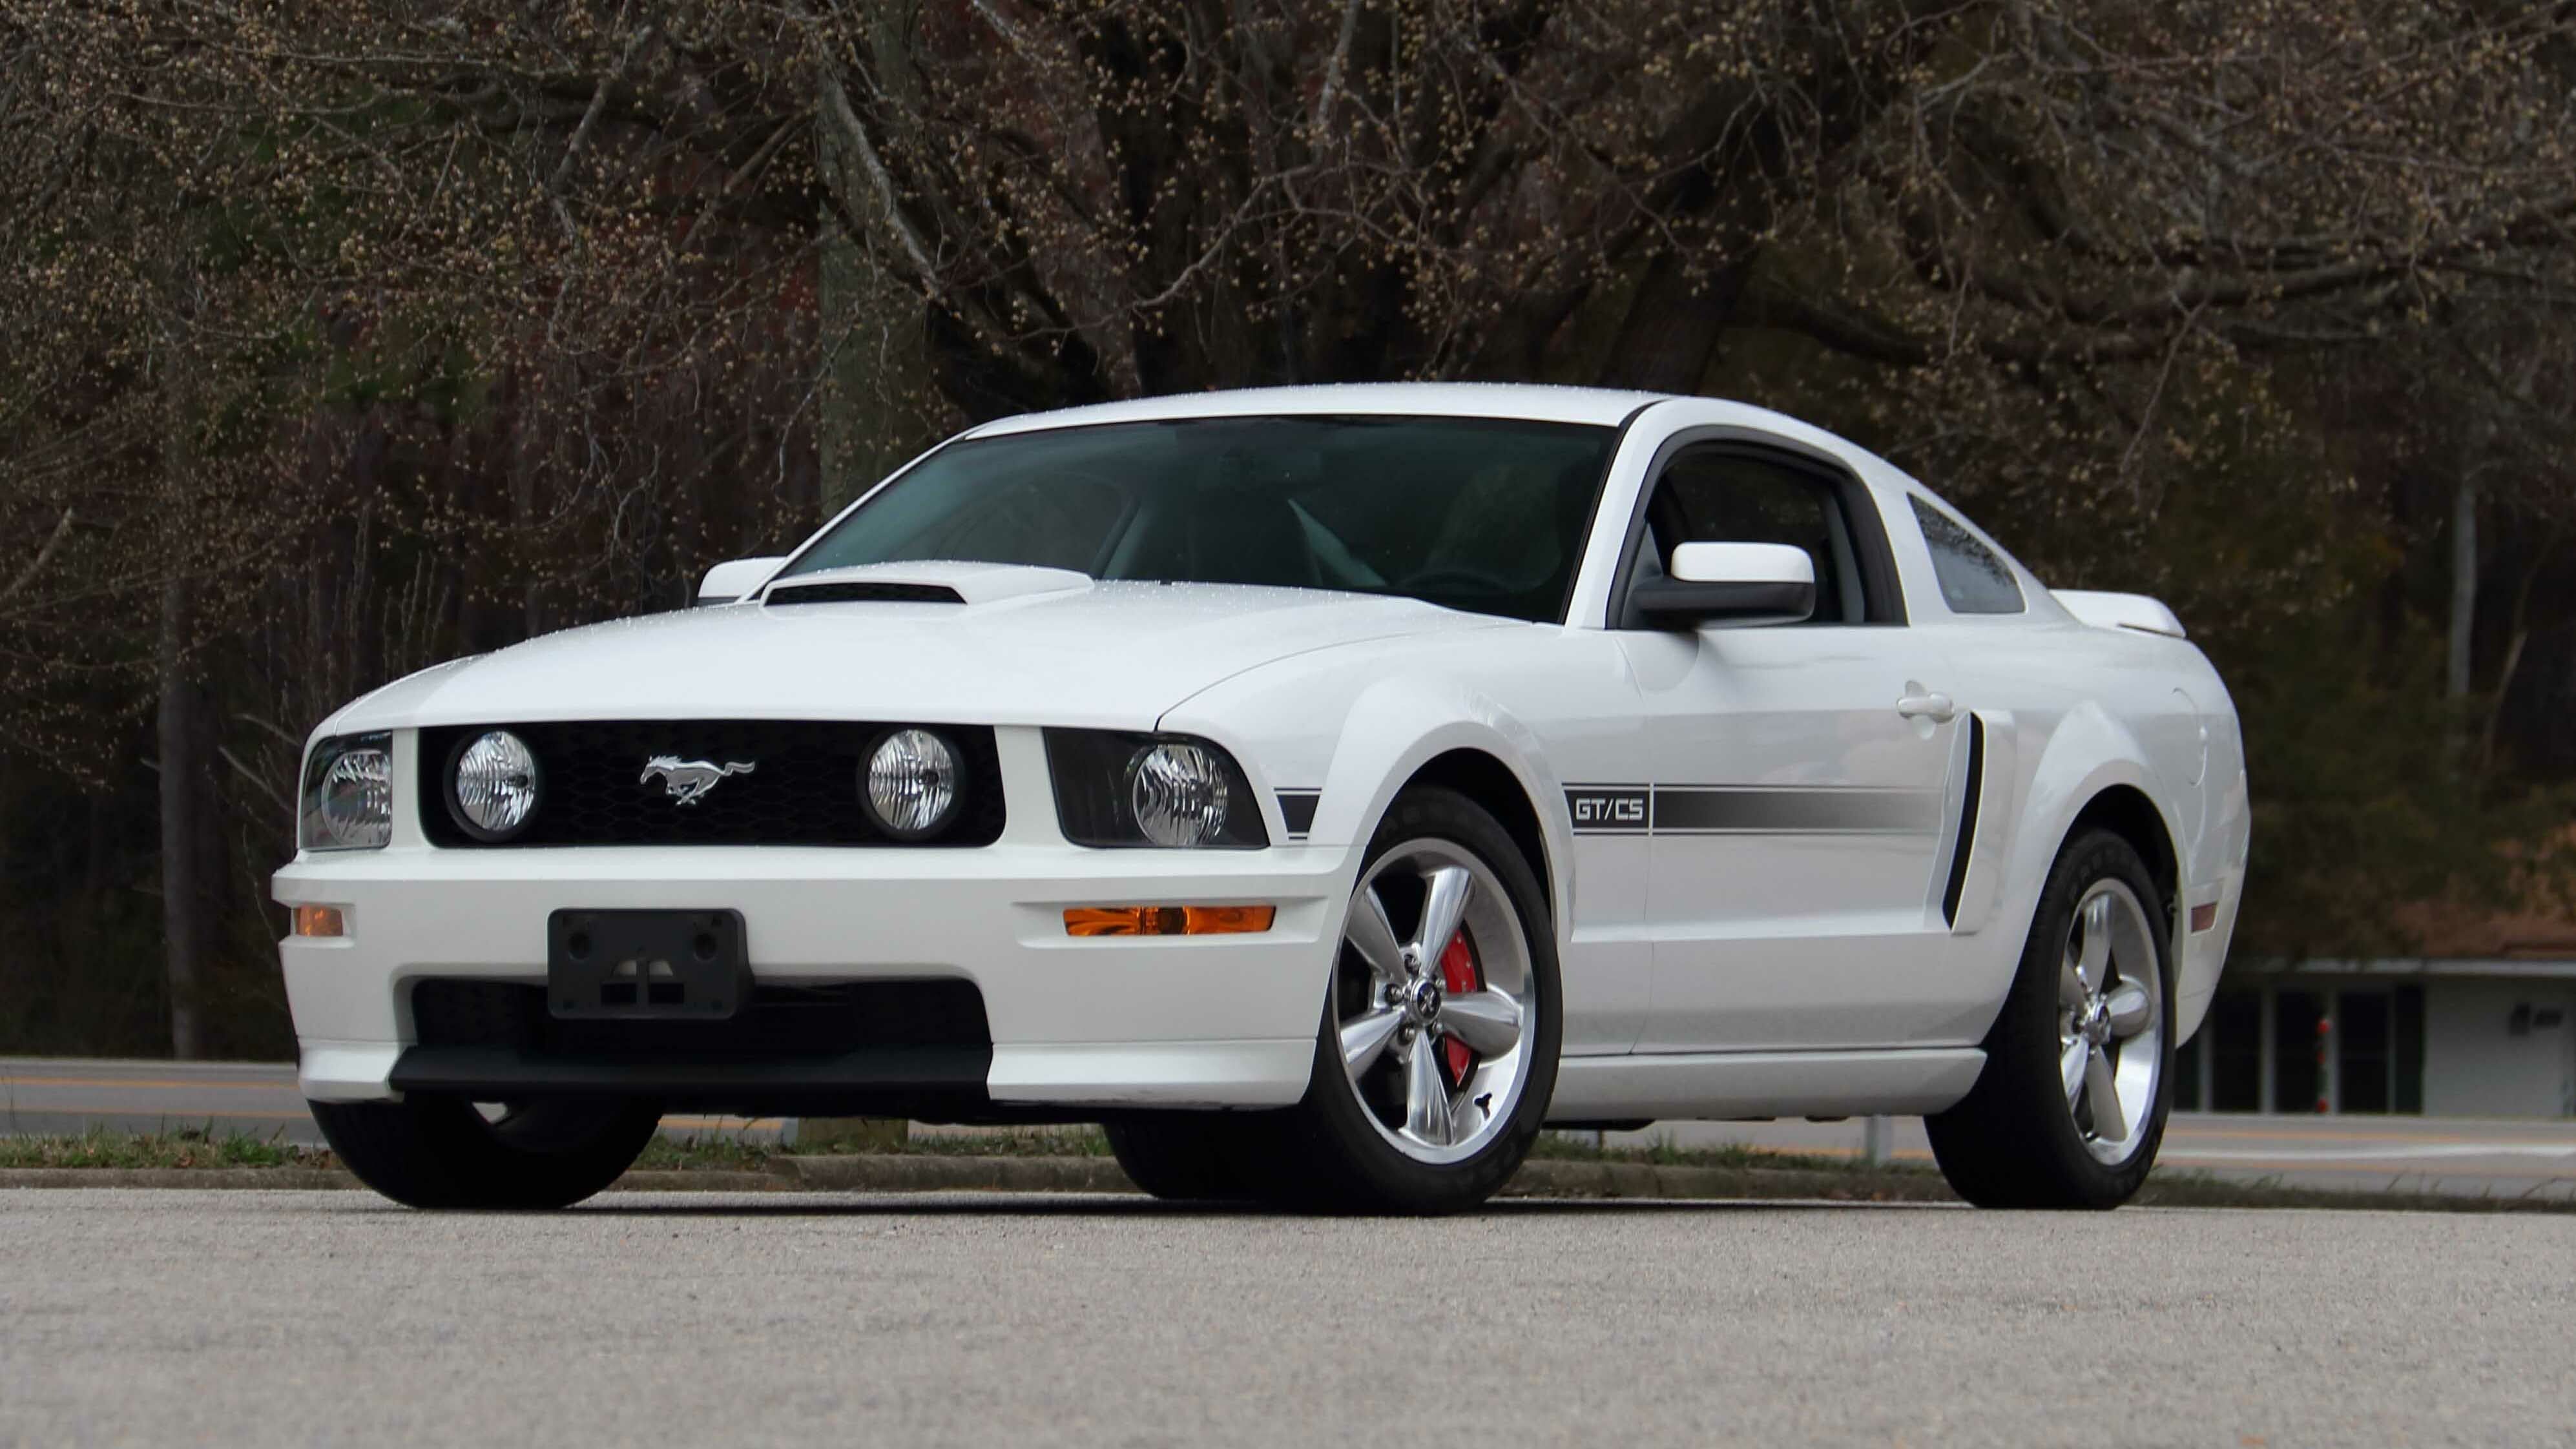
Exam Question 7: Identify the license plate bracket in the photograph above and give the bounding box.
[547,909,750,1020]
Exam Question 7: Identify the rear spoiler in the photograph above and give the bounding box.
[2054,590,2186,639]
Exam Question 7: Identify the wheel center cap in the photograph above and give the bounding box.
[1405,976,1444,1023]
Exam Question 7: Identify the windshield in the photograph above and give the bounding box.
[782,415,1618,622]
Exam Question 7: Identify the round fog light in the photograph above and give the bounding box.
[865,728,961,839]
[1128,742,1230,847]
[452,730,541,840]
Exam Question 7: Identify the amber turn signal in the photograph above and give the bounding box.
[293,904,347,938]
[1065,905,1276,938]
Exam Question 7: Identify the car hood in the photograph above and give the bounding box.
[322,564,1507,735]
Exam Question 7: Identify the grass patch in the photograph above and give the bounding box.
[0,1125,335,1171]
[631,1133,776,1172]
[1528,1130,1938,1176]
[0,1123,1120,1174]
[851,1127,1115,1159]
[643,1125,1115,1168]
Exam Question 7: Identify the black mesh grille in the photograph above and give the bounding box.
[411,978,992,1056]
[396,978,997,1115]
[417,720,1004,848]
[417,972,989,1055]
[765,581,965,605]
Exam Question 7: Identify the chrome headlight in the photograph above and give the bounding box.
[862,728,962,839]
[447,730,541,841]
[1044,730,1267,849]
[300,733,392,851]
[1128,741,1232,847]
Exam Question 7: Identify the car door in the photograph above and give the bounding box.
[1612,441,1969,1052]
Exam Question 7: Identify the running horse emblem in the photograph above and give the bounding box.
[640,755,756,806]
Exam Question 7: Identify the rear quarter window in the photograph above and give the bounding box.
[1909,496,2026,615]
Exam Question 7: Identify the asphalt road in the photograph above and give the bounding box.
[10,1056,2576,1198]
[4,1189,2571,1448]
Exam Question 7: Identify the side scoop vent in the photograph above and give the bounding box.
[765,581,966,606]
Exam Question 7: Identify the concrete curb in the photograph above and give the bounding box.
[774,1153,1137,1193]
[0,1167,795,1193]
[0,1155,1951,1201]
[616,1170,795,1193]
[0,1167,362,1191]
[1504,1158,1956,1203]
[7,1156,2570,1212]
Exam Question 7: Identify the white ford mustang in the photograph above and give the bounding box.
[276,384,2247,1213]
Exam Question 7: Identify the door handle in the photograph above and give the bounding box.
[1896,690,1958,722]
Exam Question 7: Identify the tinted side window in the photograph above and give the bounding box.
[1909,496,2025,615]
[1648,450,1860,622]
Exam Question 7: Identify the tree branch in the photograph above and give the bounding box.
[0,509,74,606]
[217,745,295,819]
[1309,0,1363,136]
[817,66,939,286]
[547,18,661,200]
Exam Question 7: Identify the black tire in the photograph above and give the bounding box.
[310,1094,663,1209]
[1262,786,1561,1215]
[1927,828,2175,1209]
[1103,1115,1254,1201]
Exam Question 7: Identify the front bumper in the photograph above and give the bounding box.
[274,840,1350,1112]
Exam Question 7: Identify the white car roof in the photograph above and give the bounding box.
[962,385,1918,493]
[964,382,1673,435]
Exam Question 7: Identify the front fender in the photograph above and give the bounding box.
[1163,673,1575,955]
[1318,681,1574,936]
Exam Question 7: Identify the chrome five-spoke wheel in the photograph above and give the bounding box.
[2059,879,2163,1164]
[1334,839,1537,1167]
[1926,827,2174,1210]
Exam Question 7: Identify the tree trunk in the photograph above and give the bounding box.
[1594,251,1750,395]
[2447,478,2478,701]
[156,575,205,1060]
[815,68,935,515]
[509,377,542,637]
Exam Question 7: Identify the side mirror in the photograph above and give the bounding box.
[697,556,786,606]
[1632,542,1816,628]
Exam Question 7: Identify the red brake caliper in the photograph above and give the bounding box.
[1438,930,1480,1082]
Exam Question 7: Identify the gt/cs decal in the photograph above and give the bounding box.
[1564,786,1651,834]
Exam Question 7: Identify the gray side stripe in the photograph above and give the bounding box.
[1653,786,1940,835]
[1568,785,1940,837]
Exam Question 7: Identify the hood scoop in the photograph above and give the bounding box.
[767,579,964,606]
[760,561,1092,608]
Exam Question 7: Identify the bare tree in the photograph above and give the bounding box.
[5,0,2576,1048]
